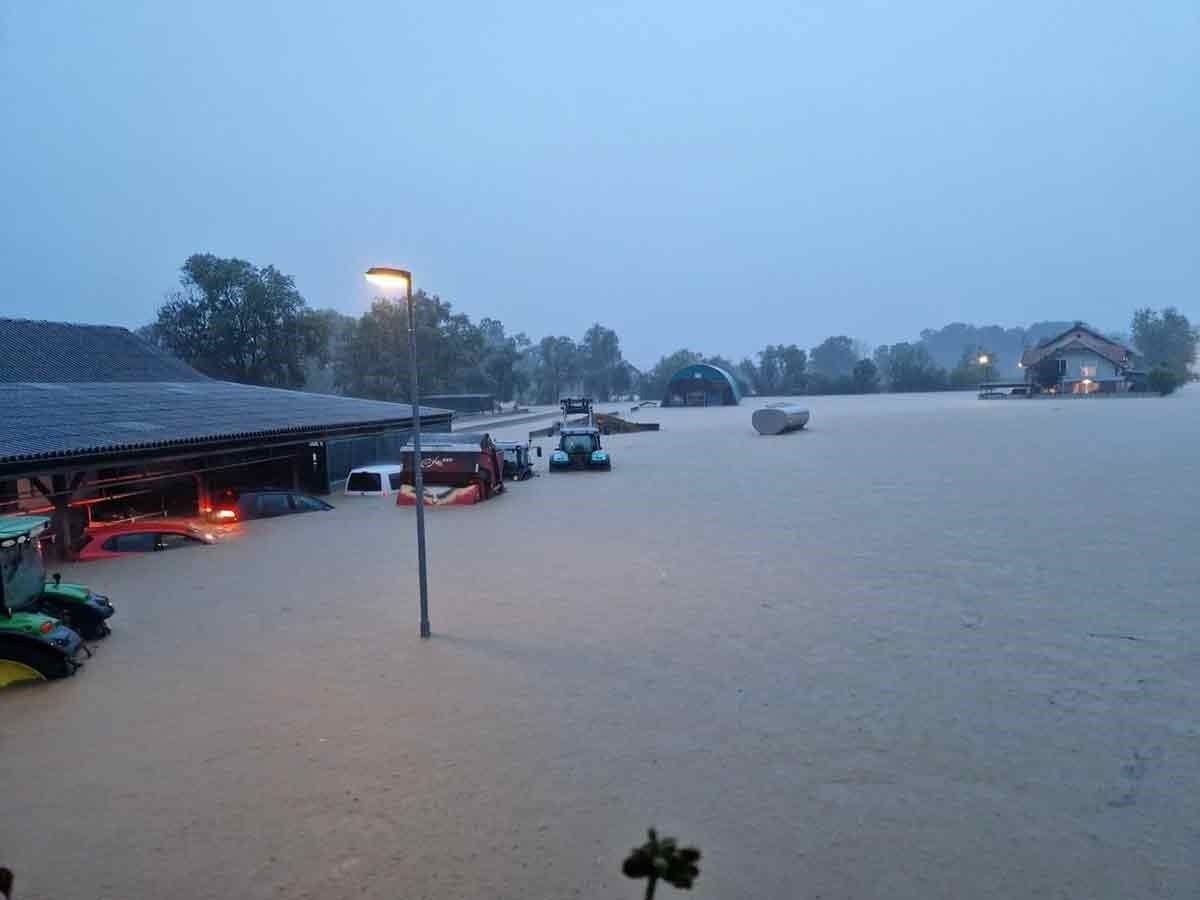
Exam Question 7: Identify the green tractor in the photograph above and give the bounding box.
[0,516,115,687]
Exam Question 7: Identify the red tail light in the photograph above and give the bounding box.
[214,509,238,521]
[39,621,55,634]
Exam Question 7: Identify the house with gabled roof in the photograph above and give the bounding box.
[1020,323,1144,395]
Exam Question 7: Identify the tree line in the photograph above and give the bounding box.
[144,254,1197,403]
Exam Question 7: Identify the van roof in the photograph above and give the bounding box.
[348,463,404,473]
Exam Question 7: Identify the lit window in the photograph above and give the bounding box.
[1080,364,1097,378]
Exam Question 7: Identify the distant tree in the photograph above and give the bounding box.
[736,357,761,395]
[301,309,356,394]
[851,358,879,393]
[809,336,858,379]
[477,320,528,402]
[877,342,948,392]
[1132,307,1196,382]
[949,347,995,388]
[535,335,581,402]
[334,291,485,400]
[154,254,325,387]
[756,344,807,395]
[639,349,704,402]
[581,323,626,401]
[1147,363,1183,396]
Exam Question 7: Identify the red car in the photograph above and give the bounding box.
[76,522,216,561]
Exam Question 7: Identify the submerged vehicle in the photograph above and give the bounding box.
[397,433,506,505]
[343,464,406,497]
[549,427,612,471]
[494,440,542,480]
[211,490,334,522]
[1,516,114,686]
[77,521,216,561]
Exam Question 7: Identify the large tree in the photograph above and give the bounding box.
[809,336,858,379]
[535,335,581,403]
[334,291,486,401]
[876,342,948,392]
[756,344,807,395]
[477,318,529,403]
[1132,307,1196,382]
[851,358,880,393]
[154,254,325,387]
[580,323,626,400]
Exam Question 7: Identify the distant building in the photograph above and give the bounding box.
[1020,324,1144,395]
[422,394,496,415]
[662,363,742,406]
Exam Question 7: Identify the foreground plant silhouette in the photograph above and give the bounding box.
[622,829,701,899]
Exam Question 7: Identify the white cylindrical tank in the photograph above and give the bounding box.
[752,405,810,435]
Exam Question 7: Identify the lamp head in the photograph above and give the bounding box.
[365,267,411,291]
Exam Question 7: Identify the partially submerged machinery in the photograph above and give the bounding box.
[559,397,594,418]
[752,405,811,435]
[397,433,506,506]
[494,440,542,480]
[550,427,612,472]
[594,412,660,435]
[1,516,116,687]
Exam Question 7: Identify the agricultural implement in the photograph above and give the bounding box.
[396,433,506,506]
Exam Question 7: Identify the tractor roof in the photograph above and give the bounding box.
[561,427,600,436]
[0,515,50,541]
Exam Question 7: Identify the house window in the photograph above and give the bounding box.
[1080,364,1097,378]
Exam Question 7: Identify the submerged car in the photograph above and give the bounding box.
[77,521,216,561]
[549,427,611,471]
[1,516,115,686]
[210,490,333,522]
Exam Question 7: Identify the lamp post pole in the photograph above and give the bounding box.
[405,276,431,638]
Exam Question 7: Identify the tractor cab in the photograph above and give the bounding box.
[1,516,105,686]
[550,427,612,472]
[494,441,542,480]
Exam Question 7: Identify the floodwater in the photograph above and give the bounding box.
[3,390,1199,899]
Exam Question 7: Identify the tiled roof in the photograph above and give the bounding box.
[1021,325,1137,369]
[0,381,448,469]
[0,318,206,383]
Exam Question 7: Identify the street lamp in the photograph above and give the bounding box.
[977,352,993,382]
[365,266,431,638]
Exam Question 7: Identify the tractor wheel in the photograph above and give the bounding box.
[0,637,73,687]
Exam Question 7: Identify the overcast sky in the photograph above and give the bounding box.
[2,1,1197,367]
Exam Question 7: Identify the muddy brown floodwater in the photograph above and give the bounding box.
[4,390,1199,899]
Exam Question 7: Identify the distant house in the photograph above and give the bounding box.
[1020,324,1144,395]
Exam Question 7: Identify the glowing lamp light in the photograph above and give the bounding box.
[977,354,990,366]
[364,267,411,290]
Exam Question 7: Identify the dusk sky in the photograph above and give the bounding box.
[2,1,1197,367]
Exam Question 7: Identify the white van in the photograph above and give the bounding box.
[343,464,405,497]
